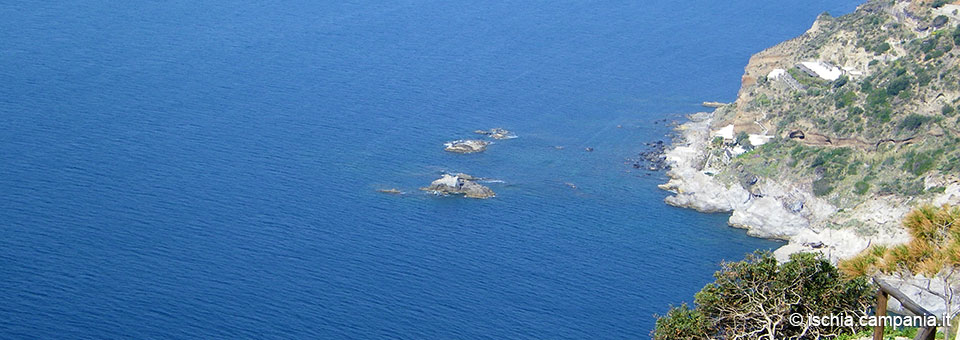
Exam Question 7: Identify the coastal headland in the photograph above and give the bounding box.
[660,0,960,263]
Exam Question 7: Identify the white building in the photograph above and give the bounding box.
[797,61,843,81]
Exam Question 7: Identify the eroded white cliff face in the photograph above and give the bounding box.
[659,111,916,263]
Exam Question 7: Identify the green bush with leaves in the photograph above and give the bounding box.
[886,76,912,96]
[898,114,933,131]
[836,90,857,108]
[902,149,942,176]
[814,178,836,196]
[735,131,753,149]
[873,42,891,54]
[954,25,960,45]
[654,252,874,340]
[854,180,870,195]
[652,304,709,340]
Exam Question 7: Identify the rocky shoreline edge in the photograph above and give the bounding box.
[656,109,910,263]
[655,109,960,314]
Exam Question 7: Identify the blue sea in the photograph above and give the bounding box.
[1,1,863,339]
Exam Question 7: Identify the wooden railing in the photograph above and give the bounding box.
[874,279,937,340]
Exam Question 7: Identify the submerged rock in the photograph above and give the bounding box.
[474,128,516,140]
[377,188,403,194]
[632,140,669,172]
[421,173,495,199]
[444,140,490,153]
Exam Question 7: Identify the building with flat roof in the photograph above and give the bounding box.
[797,60,843,81]
[797,61,843,81]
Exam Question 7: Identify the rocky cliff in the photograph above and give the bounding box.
[660,0,960,262]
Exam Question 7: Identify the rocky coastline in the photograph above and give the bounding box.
[649,0,960,317]
[658,109,911,262]
[632,140,669,172]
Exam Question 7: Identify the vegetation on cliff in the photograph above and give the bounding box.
[653,252,874,339]
[702,0,960,235]
[656,1,960,337]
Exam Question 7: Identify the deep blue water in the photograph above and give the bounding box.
[1,1,862,339]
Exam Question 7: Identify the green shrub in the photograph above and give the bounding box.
[710,136,723,148]
[916,69,932,87]
[886,76,912,96]
[898,114,932,131]
[755,93,771,106]
[813,178,835,196]
[902,150,942,176]
[873,42,891,54]
[652,304,710,340]
[901,179,925,196]
[854,181,870,195]
[954,25,960,45]
[866,89,888,107]
[848,106,864,117]
[943,104,955,116]
[653,252,874,340]
[735,132,752,149]
[925,49,945,60]
[921,38,938,54]
[836,90,857,108]
[833,75,849,88]
[809,148,852,169]
[933,15,949,28]
[870,106,892,123]
[847,161,862,175]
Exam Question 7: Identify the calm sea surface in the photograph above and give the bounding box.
[1,1,861,338]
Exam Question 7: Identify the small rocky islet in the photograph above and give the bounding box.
[420,173,496,199]
[429,128,517,198]
[379,128,516,199]
[473,127,516,140]
[443,128,516,154]
[443,139,490,154]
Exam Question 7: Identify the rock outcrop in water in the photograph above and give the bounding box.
[473,128,516,140]
[444,140,490,153]
[633,140,669,171]
[421,173,495,199]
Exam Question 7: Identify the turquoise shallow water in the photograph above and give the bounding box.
[1,1,861,338]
